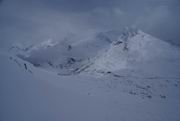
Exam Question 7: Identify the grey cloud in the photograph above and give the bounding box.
[0,0,180,48]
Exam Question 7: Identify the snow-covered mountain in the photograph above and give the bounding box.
[88,28,180,72]
[1,27,180,121]
[16,27,180,76]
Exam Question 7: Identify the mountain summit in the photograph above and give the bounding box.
[15,27,180,75]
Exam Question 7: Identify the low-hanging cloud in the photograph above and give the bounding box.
[0,0,180,48]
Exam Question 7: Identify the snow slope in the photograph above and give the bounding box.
[0,53,107,121]
[17,28,180,75]
[88,28,180,72]
[1,46,180,121]
[1,28,180,121]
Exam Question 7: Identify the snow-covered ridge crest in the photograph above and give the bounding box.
[89,27,180,72]
[13,27,180,75]
[8,38,58,56]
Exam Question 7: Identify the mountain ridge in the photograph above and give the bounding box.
[12,27,180,75]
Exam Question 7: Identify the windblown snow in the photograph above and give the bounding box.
[1,28,180,121]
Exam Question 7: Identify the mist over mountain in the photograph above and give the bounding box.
[0,0,180,48]
[1,1,180,121]
[13,28,179,73]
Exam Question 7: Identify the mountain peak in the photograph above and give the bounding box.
[120,27,139,39]
[12,27,180,74]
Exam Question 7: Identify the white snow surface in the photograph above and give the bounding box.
[1,28,180,121]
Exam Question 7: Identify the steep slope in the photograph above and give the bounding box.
[17,28,180,76]
[89,28,180,72]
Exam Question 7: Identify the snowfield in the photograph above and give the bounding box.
[1,28,180,121]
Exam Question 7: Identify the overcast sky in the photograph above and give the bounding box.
[0,0,180,48]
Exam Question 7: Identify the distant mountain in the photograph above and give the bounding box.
[89,28,180,72]
[1,27,180,121]
[15,27,180,75]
